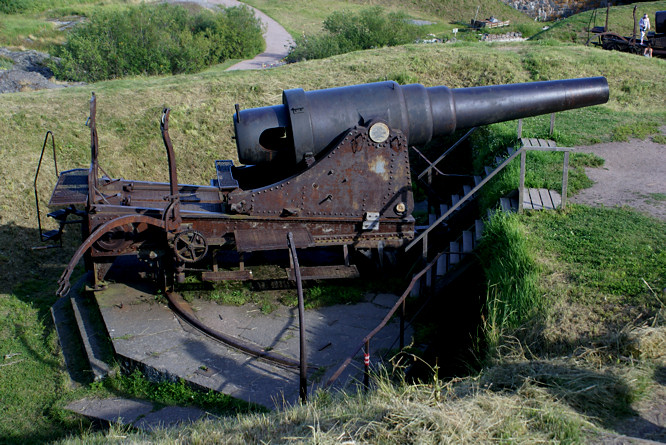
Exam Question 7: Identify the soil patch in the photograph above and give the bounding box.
[570,132,666,221]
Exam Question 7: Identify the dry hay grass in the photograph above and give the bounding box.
[80,372,593,444]
[622,326,666,360]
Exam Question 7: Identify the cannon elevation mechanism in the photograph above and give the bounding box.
[46,77,608,295]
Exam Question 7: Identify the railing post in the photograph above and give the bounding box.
[422,233,428,294]
[562,151,570,210]
[400,298,405,350]
[518,149,526,213]
[549,113,555,136]
[287,232,308,403]
[517,119,523,138]
[363,341,370,390]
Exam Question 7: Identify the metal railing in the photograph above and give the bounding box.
[33,131,60,245]
[325,250,444,389]
[325,140,572,390]
[407,142,572,255]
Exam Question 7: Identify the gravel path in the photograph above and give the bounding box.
[569,133,666,221]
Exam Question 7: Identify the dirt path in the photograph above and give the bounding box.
[569,133,666,221]
[171,0,293,70]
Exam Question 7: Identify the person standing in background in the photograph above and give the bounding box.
[639,13,651,45]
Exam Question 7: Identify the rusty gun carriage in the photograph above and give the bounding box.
[38,78,609,297]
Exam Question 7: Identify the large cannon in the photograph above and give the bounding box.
[234,78,609,165]
[44,77,608,295]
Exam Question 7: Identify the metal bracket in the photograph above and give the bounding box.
[362,212,380,231]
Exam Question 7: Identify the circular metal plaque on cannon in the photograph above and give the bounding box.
[368,122,390,143]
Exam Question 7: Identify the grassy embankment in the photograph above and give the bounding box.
[244,0,542,41]
[533,0,666,44]
[0,0,542,55]
[0,37,664,442]
[0,0,150,52]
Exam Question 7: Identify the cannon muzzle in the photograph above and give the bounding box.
[234,77,609,165]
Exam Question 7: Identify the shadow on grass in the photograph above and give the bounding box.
[476,353,666,441]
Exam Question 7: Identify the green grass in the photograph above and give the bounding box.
[530,206,665,306]
[0,293,78,443]
[0,12,65,50]
[92,369,265,415]
[0,55,13,70]
[480,205,665,357]
[478,212,542,329]
[0,0,101,15]
[0,0,159,51]
[184,278,384,314]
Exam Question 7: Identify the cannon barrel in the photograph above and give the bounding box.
[234,77,609,165]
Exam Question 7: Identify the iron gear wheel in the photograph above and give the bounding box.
[173,229,208,263]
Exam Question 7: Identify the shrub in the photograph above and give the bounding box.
[0,0,99,14]
[51,3,263,82]
[286,7,423,62]
[0,0,33,14]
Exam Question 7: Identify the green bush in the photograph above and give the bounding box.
[51,3,264,82]
[286,7,423,62]
[0,0,34,14]
[0,0,98,14]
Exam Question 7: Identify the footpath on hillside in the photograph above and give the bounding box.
[0,0,293,93]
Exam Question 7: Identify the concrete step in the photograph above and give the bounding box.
[463,184,472,195]
[439,204,449,217]
[70,288,115,381]
[51,296,89,385]
[462,231,474,253]
[474,175,483,186]
[451,194,460,206]
[436,252,447,277]
[66,397,209,431]
[499,197,513,213]
[449,241,460,267]
[475,220,484,245]
[484,166,493,176]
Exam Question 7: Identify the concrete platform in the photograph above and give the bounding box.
[66,397,209,431]
[89,277,410,409]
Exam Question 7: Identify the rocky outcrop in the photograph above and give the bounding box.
[0,48,83,94]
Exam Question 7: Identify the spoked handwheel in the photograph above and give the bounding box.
[173,229,208,263]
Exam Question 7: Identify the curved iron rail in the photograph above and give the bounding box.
[166,291,301,369]
[56,214,167,296]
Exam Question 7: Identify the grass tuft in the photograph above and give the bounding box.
[478,212,541,333]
